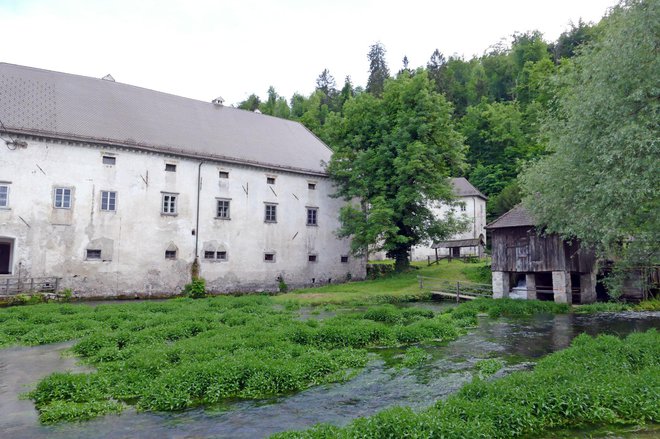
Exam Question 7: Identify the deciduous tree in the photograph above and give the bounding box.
[326,72,467,270]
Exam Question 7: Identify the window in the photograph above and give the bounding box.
[341,256,349,263]
[165,250,177,260]
[86,249,102,260]
[216,199,230,219]
[102,156,116,165]
[165,163,177,172]
[306,207,318,226]
[204,250,228,261]
[162,193,177,215]
[0,184,9,208]
[308,254,317,262]
[308,182,316,190]
[266,176,276,185]
[54,187,72,209]
[219,171,229,179]
[265,204,277,222]
[460,203,466,212]
[264,253,275,262]
[101,191,117,211]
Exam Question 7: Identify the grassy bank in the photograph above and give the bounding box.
[274,329,660,438]
[273,259,491,306]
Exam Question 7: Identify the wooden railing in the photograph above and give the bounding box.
[0,277,60,295]
[418,276,492,301]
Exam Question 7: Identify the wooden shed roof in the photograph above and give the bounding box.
[486,205,537,229]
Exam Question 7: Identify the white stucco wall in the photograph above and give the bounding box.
[409,196,487,261]
[0,137,365,297]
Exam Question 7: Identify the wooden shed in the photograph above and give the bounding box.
[486,205,597,304]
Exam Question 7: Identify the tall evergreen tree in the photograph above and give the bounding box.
[427,49,447,92]
[366,42,390,97]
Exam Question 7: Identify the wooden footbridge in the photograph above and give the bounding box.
[418,276,492,302]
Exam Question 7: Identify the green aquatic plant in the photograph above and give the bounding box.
[273,329,660,438]
[2,296,474,423]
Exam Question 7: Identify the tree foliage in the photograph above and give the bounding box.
[521,0,659,270]
[326,72,468,270]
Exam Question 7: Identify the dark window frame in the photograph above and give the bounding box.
[265,203,277,223]
[54,187,73,209]
[216,198,231,219]
[101,190,117,212]
[102,156,116,165]
[86,249,102,260]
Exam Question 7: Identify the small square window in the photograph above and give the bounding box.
[265,204,277,222]
[0,184,9,208]
[217,199,230,219]
[266,177,276,185]
[86,249,102,260]
[219,171,229,179]
[460,204,466,212]
[308,182,316,190]
[165,250,177,260]
[102,156,116,165]
[204,251,215,260]
[308,254,317,262]
[162,193,178,215]
[264,253,275,262]
[165,163,177,172]
[341,256,349,263]
[217,251,227,261]
[54,187,72,209]
[101,191,117,211]
[306,208,318,226]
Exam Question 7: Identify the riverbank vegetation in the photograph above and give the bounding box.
[1,291,656,424]
[274,329,660,438]
[4,296,478,423]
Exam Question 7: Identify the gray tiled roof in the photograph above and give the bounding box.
[432,237,484,249]
[0,63,331,175]
[486,204,537,229]
[451,177,487,200]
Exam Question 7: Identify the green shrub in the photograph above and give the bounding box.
[183,278,206,299]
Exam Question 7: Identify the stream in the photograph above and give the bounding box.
[1,306,658,439]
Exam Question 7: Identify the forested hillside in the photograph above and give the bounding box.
[236,19,599,221]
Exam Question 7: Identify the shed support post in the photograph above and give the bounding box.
[525,274,537,300]
[580,270,597,304]
[492,271,510,299]
[552,271,572,304]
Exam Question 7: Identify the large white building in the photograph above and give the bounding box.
[0,63,365,297]
[409,178,487,262]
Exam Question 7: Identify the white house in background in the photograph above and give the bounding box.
[409,177,487,262]
[0,63,365,297]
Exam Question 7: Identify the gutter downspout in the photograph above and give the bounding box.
[193,161,204,278]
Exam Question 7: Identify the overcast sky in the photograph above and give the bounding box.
[1,0,617,106]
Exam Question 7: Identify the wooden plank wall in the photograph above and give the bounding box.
[491,227,595,274]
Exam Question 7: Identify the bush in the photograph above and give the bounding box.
[183,278,206,299]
